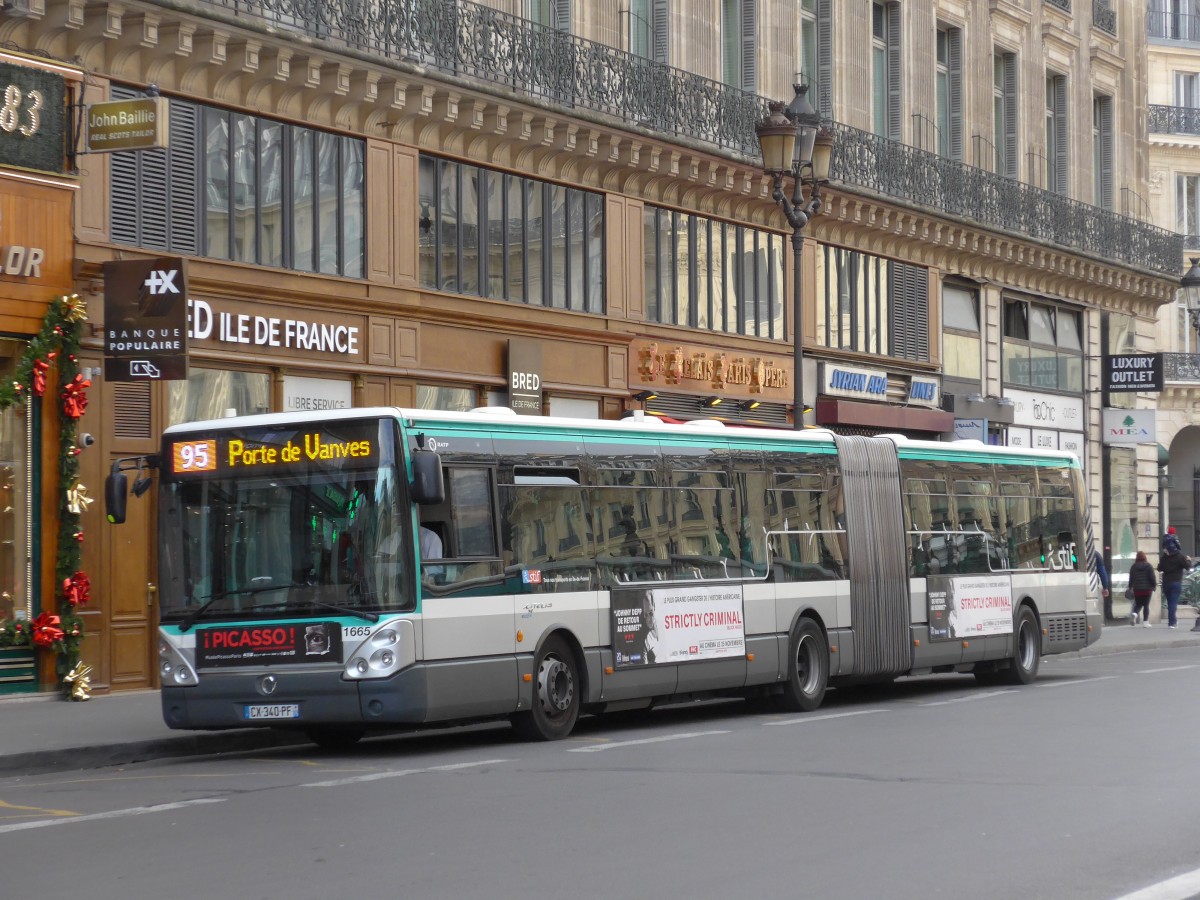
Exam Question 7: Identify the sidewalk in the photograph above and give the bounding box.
[2,613,1198,777]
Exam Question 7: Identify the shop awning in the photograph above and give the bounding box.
[815,398,954,435]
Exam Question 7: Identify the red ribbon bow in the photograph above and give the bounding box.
[31,612,64,649]
[31,359,49,397]
[61,374,91,419]
[62,571,91,607]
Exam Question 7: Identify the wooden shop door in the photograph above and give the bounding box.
[77,357,158,691]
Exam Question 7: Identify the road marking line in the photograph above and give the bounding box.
[922,690,1017,706]
[765,709,888,726]
[1035,676,1116,688]
[1111,866,1200,900]
[1135,665,1198,674]
[303,758,509,787]
[567,730,730,752]
[0,798,225,834]
[0,798,79,819]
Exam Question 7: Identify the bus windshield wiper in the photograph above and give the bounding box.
[291,598,379,624]
[177,581,312,632]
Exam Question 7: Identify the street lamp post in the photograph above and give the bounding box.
[755,83,832,430]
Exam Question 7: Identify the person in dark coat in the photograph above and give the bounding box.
[1158,544,1192,629]
[1128,551,1157,627]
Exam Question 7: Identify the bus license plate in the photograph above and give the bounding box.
[244,704,300,720]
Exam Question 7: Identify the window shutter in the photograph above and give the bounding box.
[1003,54,1018,179]
[740,0,756,92]
[553,0,570,31]
[1099,97,1113,211]
[888,263,929,362]
[816,0,833,118]
[652,0,668,63]
[886,2,901,141]
[947,28,963,161]
[169,100,199,254]
[109,84,139,246]
[1053,76,1068,195]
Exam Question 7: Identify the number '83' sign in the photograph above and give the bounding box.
[0,59,66,175]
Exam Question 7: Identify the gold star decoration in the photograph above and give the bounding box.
[60,293,87,323]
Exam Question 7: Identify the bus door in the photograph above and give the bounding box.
[832,435,913,677]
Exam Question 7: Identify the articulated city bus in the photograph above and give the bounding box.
[126,406,1101,747]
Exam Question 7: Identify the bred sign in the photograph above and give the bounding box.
[195,622,342,668]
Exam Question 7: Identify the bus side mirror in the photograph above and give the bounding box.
[411,449,445,505]
[105,470,128,525]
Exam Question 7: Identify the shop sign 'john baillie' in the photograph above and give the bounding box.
[508,339,542,415]
[103,257,188,382]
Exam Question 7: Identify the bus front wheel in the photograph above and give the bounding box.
[1002,606,1041,685]
[777,618,828,712]
[512,635,580,741]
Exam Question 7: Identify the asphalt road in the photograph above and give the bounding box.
[2,645,1198,900]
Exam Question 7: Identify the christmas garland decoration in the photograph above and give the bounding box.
[0,293,92,699]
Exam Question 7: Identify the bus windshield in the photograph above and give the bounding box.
[158,417,414,623]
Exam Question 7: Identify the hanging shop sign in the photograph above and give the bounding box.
[1103,354,1162,393]
[631,339,790,398]
[103,257,189,381]
[85,95,168,153]
[1101,408,1156,445]
[508,339,543,415]
[0,56,67,175]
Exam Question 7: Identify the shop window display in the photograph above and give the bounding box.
[0,340,27,624]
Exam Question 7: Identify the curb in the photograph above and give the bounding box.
[0,729,310,778]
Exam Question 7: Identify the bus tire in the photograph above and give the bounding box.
[304,727,365,751]
[512,635,580,741]
[777,618,828,712]
[1002,606,1040,686]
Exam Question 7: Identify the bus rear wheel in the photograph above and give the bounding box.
[777,618,828,712]
[1002,606,1040,685]
[512,636,580,741]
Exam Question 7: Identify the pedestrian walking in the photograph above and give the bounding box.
[1128,551,1157,627]
[1158,542,1192,629]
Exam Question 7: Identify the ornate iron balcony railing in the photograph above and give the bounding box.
[162,0,1179,274]
[1046,0,1071,12]
[1163,353,1200,382]
[1149,104,1200,135]
[827,123,1182,274]
[1183,235,1200,251]
[1148,8,1200,42]
[1093,1,1116,35]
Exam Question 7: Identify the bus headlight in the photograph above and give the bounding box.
[344,619,415,680]
[159,631,198,686]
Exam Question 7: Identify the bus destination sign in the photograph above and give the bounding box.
[168,422,380,477]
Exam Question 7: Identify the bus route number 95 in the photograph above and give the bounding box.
[173,440,217,474]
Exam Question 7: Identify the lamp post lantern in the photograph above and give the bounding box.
[755,83,832,430]
[1182,257,1200,342]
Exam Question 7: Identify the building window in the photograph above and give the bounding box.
[993,52,1018,178]
[936,26,962,160]
[872,3,901,140]
[813,247,930,361]
[942,285,981,380]
[111,88,364,278]
[167,368,271,425]
[417,385,477,412]
[1046,73,1068,194]
[722,0,756,91]
[1177,174,1200,237]
[418,155,604,313]
[800,0,818,85]
[1002,298,1083,392]
[630,0,668,62]
[528,0,570,29]
[1093,95,1113,211]
[643,207,784,339]
[1175,71,1200,107]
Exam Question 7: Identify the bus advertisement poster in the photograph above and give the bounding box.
[611,585,745,668]
[194,622,343,668]
[926,575,1014,641]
